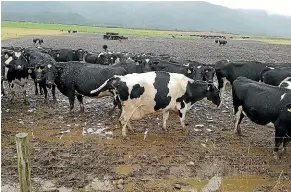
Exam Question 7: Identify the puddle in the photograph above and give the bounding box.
[116,164,141,175]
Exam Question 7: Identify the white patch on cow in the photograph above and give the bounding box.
[145,59,150,63]
[266,122,275,128]
[14,51,21,58]
[4,54,9,58]
[197,65,201,69]
[98,52,104,57]
[183,63,190,67]
[268,67,275,70]
[187,69,192,74]
[226,59,230,63]
[48,64,52,68]
[280,93,286,101]
[17,65,21,69]
[4,56,13,65]
[4,66,9,80]
[56,53,60,57]
[114,58,120,64]
[279,77,291,90]
[28,69,32,74]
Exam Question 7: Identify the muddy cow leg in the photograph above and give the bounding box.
[52,85,57,104]
[162,111,170,131]
[1,80,6,96]
[76,94,84,113]
[42,84,48,104]
[273,126,284,160]
[67,91,76,113]
[233,105,245,136]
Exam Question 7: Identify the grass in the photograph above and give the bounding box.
[1,21,199,39]
[1,21,291,44]
[1,27,66,40]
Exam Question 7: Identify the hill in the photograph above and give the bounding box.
[2,1,291,37]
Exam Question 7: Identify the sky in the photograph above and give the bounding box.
[203,0,291,16]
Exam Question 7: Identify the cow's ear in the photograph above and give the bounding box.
[286,103,291,112]
[207,83,214,91]
[187,67,194,74]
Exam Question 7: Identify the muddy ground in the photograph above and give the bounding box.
[1,33,291,192]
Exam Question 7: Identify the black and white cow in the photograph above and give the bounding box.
[279,77,291,90]
[261,67,291,86]
[52,62,127,112]
[90,71,221,138]
[219,39,227,45]
[2,51,31,103]
[33,38,44,46]
[232,77,291,159]
[214,60,291,107]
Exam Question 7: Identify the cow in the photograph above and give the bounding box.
[113,60,148,74]
[24,50,57,103]
[33,38,44,46]
[51,62,127,112]
[219,39,227,45]
[144,58,195,79]
[72,30,78,33]
[215,39,219,43]
[90,71,221,139]
[260,67,291,86]
[214,60,291,108]
[1,50,15,96]
[48,49,84,62]
[232,77,291,159]
[2,51,31,103]
[279,77,291,90]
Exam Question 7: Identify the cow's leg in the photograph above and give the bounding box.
[43,85,48,104]
[1,80,6,96]
[109,98,118,116]
[162,111,170,131]
[273,127,284,160]
[39,83,43,95]
[233,105,244,136]
[67,91,75,113]
[22,81,28,104]
[118,109,129,139]
[34,80,39,95]
[218,77,228,108]
[52,85,57,104]
[8,83,16,103]
[282,136,290,154]
[178,108,188,132]
[76,94,84,113]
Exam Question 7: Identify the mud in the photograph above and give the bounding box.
[1,33,291,191]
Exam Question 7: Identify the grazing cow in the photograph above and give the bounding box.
[219,39,227,45]
[214,60,291,107]
[232,77,291,159]
[48,49,84,62]
[279,77,291,90]
[215,39,219,43]
[3,51,30,103]
[25,50,57,103]
[52,62,127,112]
[90,71,221,138]
[260,67,291,86]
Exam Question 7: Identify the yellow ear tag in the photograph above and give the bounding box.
[37,68,42,73]
[288,108,291,112]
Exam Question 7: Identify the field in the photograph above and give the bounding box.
[1,31,291,192]
[2,21,291,44]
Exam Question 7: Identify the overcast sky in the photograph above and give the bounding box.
[203,0,291,16]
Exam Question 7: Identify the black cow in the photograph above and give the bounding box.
[215,60,291,107]
[49,49,84,62]
[215,39,219,43]
[24,50,57,103]
[232,77,291,159]
[51,62,127,112]
[72,30,78,33]
[33,38,44,46]
[261,67,291,86]
[219,39,227,45]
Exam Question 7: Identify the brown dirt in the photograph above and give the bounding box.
[1,33,291,192]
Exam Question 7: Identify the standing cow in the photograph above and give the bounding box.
[90,71,221,138]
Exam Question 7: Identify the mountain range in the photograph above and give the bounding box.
[2,1,291,37]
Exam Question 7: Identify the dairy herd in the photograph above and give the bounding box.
[1,45,291,160]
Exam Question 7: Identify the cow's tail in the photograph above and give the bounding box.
[90,76,118,95]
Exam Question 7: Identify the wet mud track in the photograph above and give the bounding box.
[1,33,291,191]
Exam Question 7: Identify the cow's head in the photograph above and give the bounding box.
[201,66,215,82]
[206,82,221,107]
[74,49,85,61]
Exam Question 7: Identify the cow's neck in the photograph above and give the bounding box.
[188,82,208,103]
